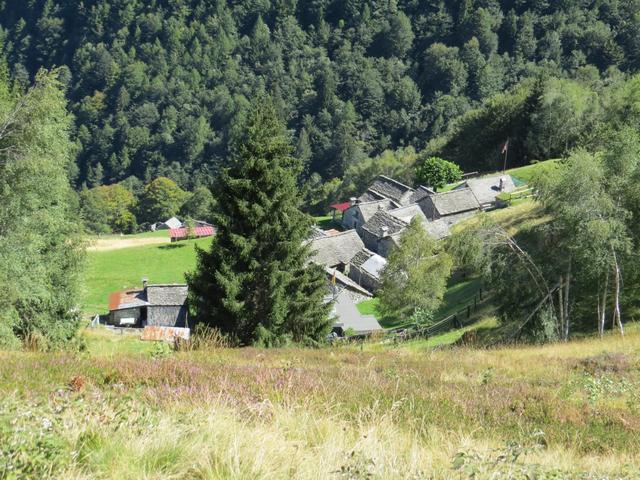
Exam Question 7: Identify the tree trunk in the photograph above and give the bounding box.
[563,260,571,341]
[598,273,608,337]
[558,275,564,340]
[612,251,624,336]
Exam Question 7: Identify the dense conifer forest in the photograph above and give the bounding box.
[2,0,640,189]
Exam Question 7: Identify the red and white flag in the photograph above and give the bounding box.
[501,139,509,155]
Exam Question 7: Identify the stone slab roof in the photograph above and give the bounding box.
[108,289,149,311]
[424,187,481,216]
[308,226,328,240]
[367,175,415,206]
[358,189,387,203]
[422,219,451,240]
[461,174,516,205]
[361,210,408,238]
[145,284,188,306]
[310,230,365,267]
[409,185,435,204]
[350,248,375,268]
[325,267,372,297]
[361,254,387,279]
[424,211,476,239]
[388,204,427,224]
[353,199,396,223]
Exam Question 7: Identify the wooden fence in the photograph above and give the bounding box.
[498,187,535,206]
[386,289,486,343]
[344,289,489,344]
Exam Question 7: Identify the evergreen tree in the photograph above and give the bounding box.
[188,100,331,346]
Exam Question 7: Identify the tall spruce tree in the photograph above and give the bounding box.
[188,100,331,346]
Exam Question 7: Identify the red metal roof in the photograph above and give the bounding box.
[108,289,147,311]
[169,225,216,239]
[330,202,351,212]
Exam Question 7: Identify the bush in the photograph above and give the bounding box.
[415,156,462,191]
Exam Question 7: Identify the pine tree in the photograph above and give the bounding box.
[188,100,331,346]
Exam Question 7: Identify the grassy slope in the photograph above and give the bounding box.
[507,159,560,183]
[358,277,483,329]
[1,326,638,478]
[82,237,213,314]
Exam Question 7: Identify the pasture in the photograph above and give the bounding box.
[82,237,213,314]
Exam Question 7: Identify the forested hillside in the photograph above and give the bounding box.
[1,0,640,189]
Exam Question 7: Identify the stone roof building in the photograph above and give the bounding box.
[388,204,428,224]
[107,282,188,328]
[308,230,365,270]
[418,187,481,221]
[358,203,433,257]
[409,185,436,204]
[363,175,415,206]
[341,198,395,231]
[458,174,516,206]
[348,249,387,292]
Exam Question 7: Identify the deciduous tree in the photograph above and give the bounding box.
[378,218,452,325]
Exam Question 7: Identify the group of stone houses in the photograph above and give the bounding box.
[309,173,516,297]
[101,173,515,339]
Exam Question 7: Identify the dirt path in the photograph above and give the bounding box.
[87,236,170,252]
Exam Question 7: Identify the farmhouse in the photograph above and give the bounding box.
[418,187,481,221]
[348,249,387,292]
[341,198,395,231]
[363,175,416,206]
[360,210,408,256]
[358,204,432,257]
[308,229,365,271]
[107,281,188,328]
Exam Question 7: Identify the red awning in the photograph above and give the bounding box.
[330,202,351,212]
[169,226,216,239]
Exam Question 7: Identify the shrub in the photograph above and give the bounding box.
[415,156,462,191]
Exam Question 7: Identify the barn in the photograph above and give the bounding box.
[107,281,188,328]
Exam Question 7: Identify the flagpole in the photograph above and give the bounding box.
[502,138,509,174]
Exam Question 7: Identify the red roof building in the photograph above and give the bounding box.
[330,202,351,213]
[169,225,215,241]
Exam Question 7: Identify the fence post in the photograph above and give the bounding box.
[474,296,477,310]
[479,287,483,300]
[467,305,471,319]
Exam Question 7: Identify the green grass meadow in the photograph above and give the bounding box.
[82,237,213,314]
[359,277,483,329]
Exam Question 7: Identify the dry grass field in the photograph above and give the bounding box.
[0,325,638,479]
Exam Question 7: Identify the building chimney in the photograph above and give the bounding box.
[142,277,148,290]
[381,226,389,237]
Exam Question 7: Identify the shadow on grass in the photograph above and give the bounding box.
[158,243,187,250]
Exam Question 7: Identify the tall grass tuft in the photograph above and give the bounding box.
[174,325,233,352]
